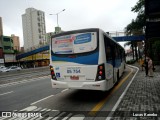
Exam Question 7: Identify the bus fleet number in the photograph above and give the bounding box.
[67,69,81,74]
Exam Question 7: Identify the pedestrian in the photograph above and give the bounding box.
[148,57,154,77]
[139,58,144,71]
[144,57,149,77]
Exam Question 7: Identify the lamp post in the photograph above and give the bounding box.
[49,9,65,27]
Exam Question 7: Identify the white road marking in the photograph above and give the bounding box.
[20,106,38,111]
[69,114,85,120]
[0,91,14,96]
[0,76,50,88]
[106,65,139,120]
[52,112,66,120]
[31,95,54,105]
[62,113,73,120]
[15,105,85,120]
[61,89,68,93]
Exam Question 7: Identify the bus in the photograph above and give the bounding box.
[50,28,125,91]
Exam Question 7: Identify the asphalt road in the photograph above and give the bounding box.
[0,66,137,120]
[0,67,50,84]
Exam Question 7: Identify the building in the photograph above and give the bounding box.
[2,36,14,54]
[0,17,3,47]
[11,34,20,52]
[22,8,46,50]
[46,32,54,44]
[46,27,63,43]
[0,17,4,65]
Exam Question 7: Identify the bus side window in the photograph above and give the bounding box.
[111,42,116,67]
[104,35,112,61]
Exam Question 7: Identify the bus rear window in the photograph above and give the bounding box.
[52,32,97,54]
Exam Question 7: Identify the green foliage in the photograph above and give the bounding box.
[152,40,160,62]
[14,49,20,54]
[131,0,144,13]
[125,0,145,35]
[153,41,160,51]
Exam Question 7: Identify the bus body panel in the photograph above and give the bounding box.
[51,62,97,82]
[51,79,108,91]
[51,62,114,91]
[50,28,125,91]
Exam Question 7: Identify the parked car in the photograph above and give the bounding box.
[0,66,7,72]
[0,66,22,72]
[0,66,6,69]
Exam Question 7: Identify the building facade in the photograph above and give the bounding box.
[0,17,3,47]
[22,8,46,50]
[2,36,14,54]
[11,34,20,52]
[0,17,4,65]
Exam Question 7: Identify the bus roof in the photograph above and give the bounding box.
[51,28,100,38]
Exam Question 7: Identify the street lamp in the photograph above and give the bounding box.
[49,9,65,27]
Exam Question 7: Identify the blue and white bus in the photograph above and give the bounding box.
[50,28,125,91]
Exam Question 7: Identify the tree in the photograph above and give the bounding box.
[124,0,145,61]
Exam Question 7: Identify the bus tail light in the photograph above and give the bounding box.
[50,66,57,80]
[96,64,105,81]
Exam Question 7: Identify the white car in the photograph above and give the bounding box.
[0,66,22,72]
[0,66,6,69]
[0,66,7,72]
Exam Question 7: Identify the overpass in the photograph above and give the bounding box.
[16,45,49,60]
[16,34,145,60]
[113,35,144,42]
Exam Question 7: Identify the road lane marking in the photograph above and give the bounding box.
[62,113,73,120]
[18,105,85,120]
[0,75,50,88]
[69,114,85,120]
[61,89,68,93]
[31,95,54,105]
[106,65,139,120]
[52,112,66,120]
[89,67,133,116]
[0,91,14,96]
[20,106,38,111]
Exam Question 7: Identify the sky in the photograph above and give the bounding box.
[0,0,138,47]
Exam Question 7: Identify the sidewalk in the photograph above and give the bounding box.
[110,63,160,120]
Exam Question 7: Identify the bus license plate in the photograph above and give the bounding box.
[67,67,81,74]
[70,76,79,80]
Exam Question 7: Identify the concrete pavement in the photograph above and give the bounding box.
[110,63,160,120]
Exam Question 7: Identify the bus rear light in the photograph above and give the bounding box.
[51,71,54,75]
[99,66,103,70]
[96,64,105,81]
[50,65,57,80]
[98,76,102,79]
[99,71,103,75]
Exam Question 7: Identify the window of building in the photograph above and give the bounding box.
[4,46,11,50]
[3,38,10,42]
